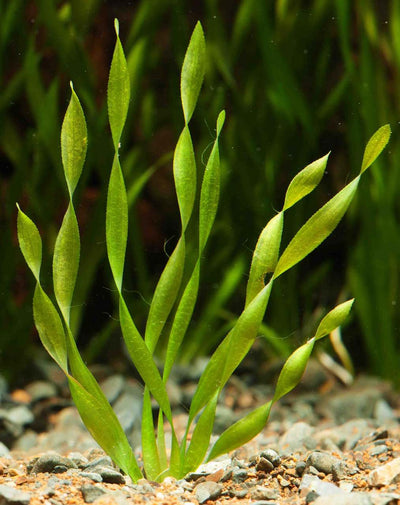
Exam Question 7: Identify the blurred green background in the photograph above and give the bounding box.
[1,0,399,386]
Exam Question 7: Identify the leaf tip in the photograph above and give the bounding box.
[114,18,120,36]
[216,110,225,135]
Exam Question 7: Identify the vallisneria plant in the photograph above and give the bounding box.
[16,20,390,482]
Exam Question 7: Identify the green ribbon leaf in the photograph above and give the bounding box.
[106,155,128,291]
[61,83,87,196]
[361,124,391,173]
[16,205,42,282]
[53,204,80,323]
[108,19,131,149]
[314,299,355,340]
[181,22,206,123]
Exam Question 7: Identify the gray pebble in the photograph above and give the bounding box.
[312,493,372,505]
[96,466,125,484]
[80,484,106,503]
[67,452,89,468]
[373,399,397,424]
[260,448,281,467]
[25,381,57,402]
[194,481,223,503]
[30,453,77,474]
[250,485,280,501]
[231,468,248,483]
[296,461,307,476]
[255,456,274,473]
[100,375,125,404]
[84,455,113,469]
[0,484,31,505]
[306,451,344,475]
[300,474,348,497]
[79,471,103,482]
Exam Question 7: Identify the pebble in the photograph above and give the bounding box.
[260,448,281,467]
[0,483,31,504]
[369,457,400,486]
[255,456,274,473]
[29,453,78,473]
[300,474,348,497]
[312,494,373,505]
[305,451,345,475]
[80,484,106,503]
[194,481,223,503]
[0,362,399,504]
[250,485,280,500]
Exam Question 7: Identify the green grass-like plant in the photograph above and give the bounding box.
[16,21,390,482]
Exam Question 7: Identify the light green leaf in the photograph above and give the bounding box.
[314,299,354,340]
[145,238,185,353]
[272,340,315,402]
[53,204,80,323]
[181,22,206,123]
[68,376,142,481]
[245,213,283,307]
[106,155,128,291]
[182,392,218,476]
[33,285,68,372]
[164,262,200,381]
[207,402,272,462]
[16,205,42,282]
[361,124,391,173]
[108,19,131,149]
[199,111,225,251]
[274,178,360,279]
[61,83,87,196]
[173,127,196,232]
[119,298,172,420]
[283,153,330,210]
[141,390,161,480]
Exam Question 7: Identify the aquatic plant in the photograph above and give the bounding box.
[16,20,390,481]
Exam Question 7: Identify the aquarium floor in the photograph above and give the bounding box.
[0,359,400,504]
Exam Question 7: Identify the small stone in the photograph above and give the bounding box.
[30,453,77,474]
[369,457,400,487]
[194,481,223,503]
[256,457,274,473]
[260,449,281,467]
[373,399,396,424]
[306,451,344,475]
[250,485,279,501]
[231,468,248,483]
[80,472,103,482]
[25,381,57,402]
[84,456,113,470]
[80,484,106,503]
[300,474,348,497]
[68,452,89,468]
[312,493,372,505]
[0,484,31,505]
[96,466,125,484]
[296,461,307,476]
[100,375,125,404]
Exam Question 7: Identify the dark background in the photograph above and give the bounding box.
[1,0,399,386]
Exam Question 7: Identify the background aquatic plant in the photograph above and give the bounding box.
[16,20,390,481]
[2,1,399,384]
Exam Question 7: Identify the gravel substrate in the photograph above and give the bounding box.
[0,358,399,504]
